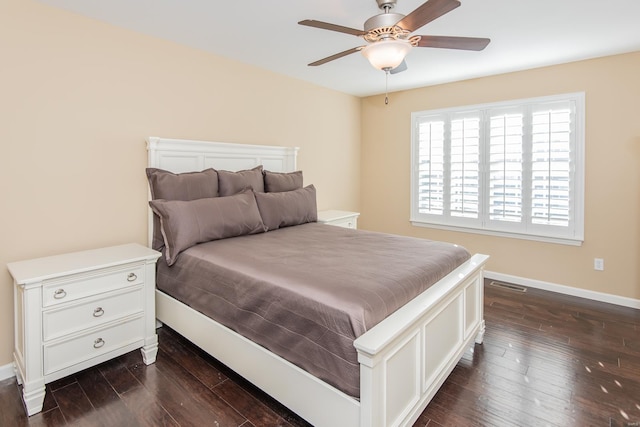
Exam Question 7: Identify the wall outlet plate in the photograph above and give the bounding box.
[594,258,604,271]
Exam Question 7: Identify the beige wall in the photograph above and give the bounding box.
[361,52,640,301]
[0,1,361,366]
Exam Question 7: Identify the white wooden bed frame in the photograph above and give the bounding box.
[146,136,489,427]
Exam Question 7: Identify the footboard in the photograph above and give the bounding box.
[354,253,489,427]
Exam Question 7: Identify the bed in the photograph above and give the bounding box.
[146,136,489,427]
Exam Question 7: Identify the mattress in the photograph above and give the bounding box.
[156,222,470,398]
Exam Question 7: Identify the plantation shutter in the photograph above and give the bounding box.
[416,118,445,215]
[530,101,574,227]
[488,109,524,224]
[450,114,480,219]
[411,93,584,244]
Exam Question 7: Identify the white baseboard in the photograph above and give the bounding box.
[485,271,640,310]
[0,363,15,381]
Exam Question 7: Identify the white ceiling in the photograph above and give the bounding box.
[37,0,640,97]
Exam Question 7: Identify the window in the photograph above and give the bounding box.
[411,93,584,245]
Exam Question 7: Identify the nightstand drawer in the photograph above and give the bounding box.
[43,315,145,376]
[43,286,144,341]
[42,264,144,307]
[329,218,357,229]
[317,210,360,229]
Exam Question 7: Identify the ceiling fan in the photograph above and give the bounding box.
[299,0,490,74]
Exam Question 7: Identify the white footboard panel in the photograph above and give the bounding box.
[355,253,488,427]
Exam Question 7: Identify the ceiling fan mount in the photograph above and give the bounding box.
[299,0,490,72]
[374,0,398,12]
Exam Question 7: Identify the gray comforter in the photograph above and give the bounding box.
[156,222,470,398]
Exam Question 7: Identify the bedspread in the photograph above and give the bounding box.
[156,222,470,398]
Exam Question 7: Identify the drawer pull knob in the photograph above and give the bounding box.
[53,289,67,299]
[93,338,105,349]
[127,273,137,282]
[93,307,104,317]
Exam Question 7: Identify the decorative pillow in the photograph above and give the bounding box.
[146,168,219,200]
[146,168,219,251]
[218,165,264,196]
[254,185,318,231]
[264,170,303,193]
[149,190,266,266]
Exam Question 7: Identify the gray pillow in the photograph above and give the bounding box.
[218,166,264,196]
[264,170,303,192]
[254,185,318,231]
[149,190,266,266]
[146,168,219,251]
[146,168,219,200]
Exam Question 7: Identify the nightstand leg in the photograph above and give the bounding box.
[21,379,46,416]
[140,333,158,365]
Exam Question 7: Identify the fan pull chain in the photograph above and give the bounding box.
[384,69,389,105]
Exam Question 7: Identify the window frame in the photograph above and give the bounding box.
[410,92,585,246]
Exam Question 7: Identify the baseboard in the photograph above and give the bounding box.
[0,363,15,381]
[485,271,640,310]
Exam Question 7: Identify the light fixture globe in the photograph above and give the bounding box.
[361,39,412,71]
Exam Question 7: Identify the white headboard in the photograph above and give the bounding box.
[147,137,298,173]
[146,136,299,246]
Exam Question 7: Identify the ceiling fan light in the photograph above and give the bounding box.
[361,39,412,71]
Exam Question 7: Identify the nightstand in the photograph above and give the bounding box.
[317,210,360,229]
[7,243,161,416]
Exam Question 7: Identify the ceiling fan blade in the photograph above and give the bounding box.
[416,35,490,51]
[308,46,363,66]
[298,20,365,36]
[390,60,408,74]
[396,0,461,32]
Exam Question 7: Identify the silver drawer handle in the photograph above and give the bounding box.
[93,338,105,349]
[53,289,67,299]
[127,273,137,282]
[93,307,104,317]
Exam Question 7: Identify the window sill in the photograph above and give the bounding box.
[410,220,583,246]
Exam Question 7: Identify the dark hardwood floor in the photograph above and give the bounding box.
[1,282,639,426]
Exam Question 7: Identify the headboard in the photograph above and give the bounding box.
[145,136,299,246]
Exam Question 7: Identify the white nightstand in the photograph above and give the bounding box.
[7,243,161,416]
[317,210,360,229]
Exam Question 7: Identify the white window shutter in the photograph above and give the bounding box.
[416,119,445,215]
[530,101,573,228]
[450,115,480,219]
[488,110,524,224]
[411,93,584,245]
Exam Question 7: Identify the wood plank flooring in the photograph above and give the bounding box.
[1,282,639,426]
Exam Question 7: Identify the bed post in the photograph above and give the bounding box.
[357,329,422,427]
[475,319,486,344]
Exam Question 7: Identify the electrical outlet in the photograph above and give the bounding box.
[594,258,604,271]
